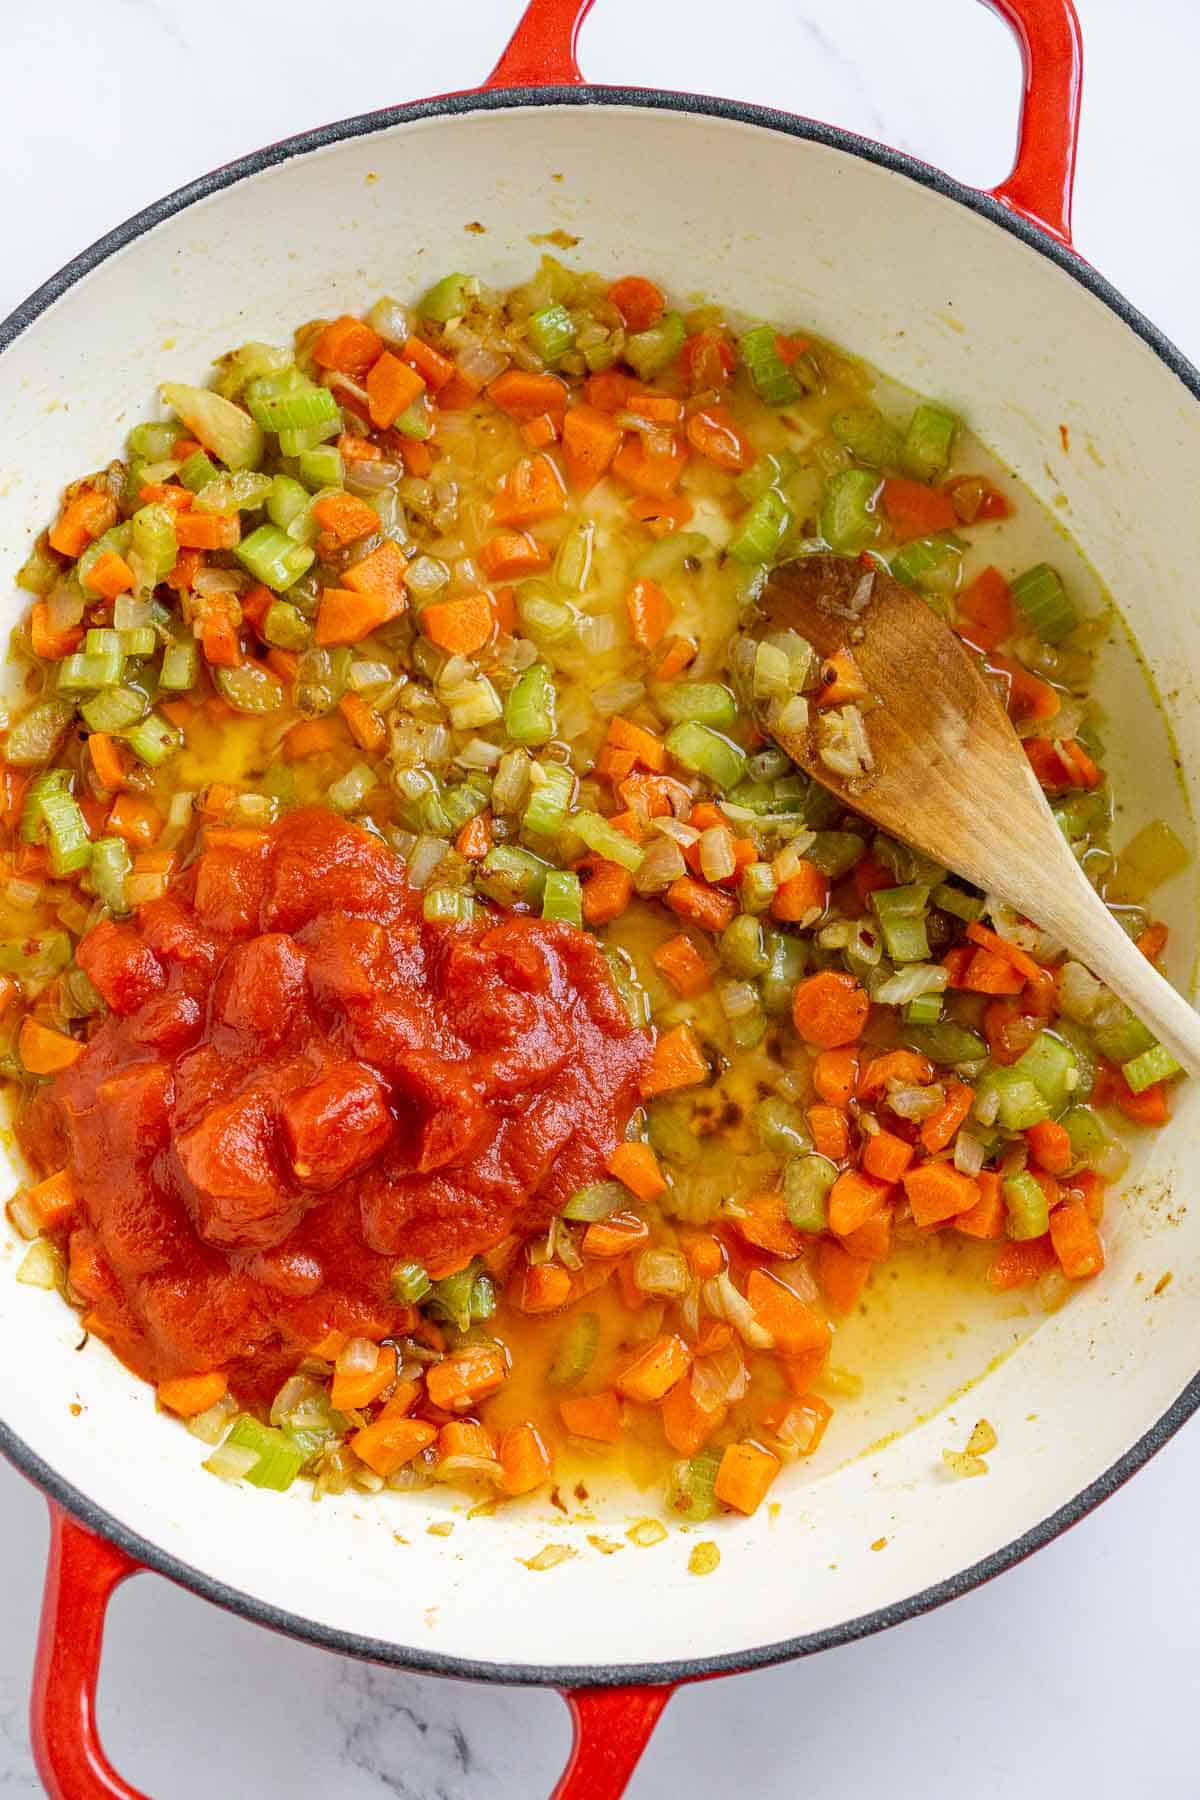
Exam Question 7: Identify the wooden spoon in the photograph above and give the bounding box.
[751,553,1200,1078]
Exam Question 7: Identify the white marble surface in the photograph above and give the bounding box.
[3,1,1200,1794]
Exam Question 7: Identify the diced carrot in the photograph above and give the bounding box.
[87,733,130,793]
[989,653,1061,725]
[606,1140,666,1203]
[18,1018,83,1075]
[489,584,516,635]
[559,1390,624,1443]
[964,920,1043,985]
[862,1128,914,1183]
[625,578,673,650]
[746,1269,831,1354]
[163,548,201,594]
[652,933,712,998]
[608,275,666,331]
[606,714,667,772]
[402,334,456,391]
[487,371,568,419]
[828,1169,890,1237]
[171,438,204,460]
[173,512,239,552]
[437,370,484,411]
[1026,1118,1072,1175]
[664,876,737,934]
[491,454,568,526]
[435,1419,494,1461]
[578,858,634,926]
[903,1162,980,1228]
[955,566,1014,652]
[454,810,492,861]
[366,350,425,429]
[329,693,385,759]
[353,1415,437,1478]
[521,412,560,449]
[808,1104,850,1162]
[616,1334,691,1404]
[714,1440,780,1515]
[1113,1072,1169,1126]
[419,592,495,656]
[107,795,163,847]
[159,699,195,730]
[282,717,342,760]
[840,1207,894,1262]
[685,1234,724,1280]
[628,494,695,538]
[679,330,736,390]
[771,860,829,922]
[26,1168,77,1231]
[138,482,192,511]
[774,334,809,364]
[29,602,83,661]
[595,747,638,783]
[157,1372,228,1418]
[315,587,393,648]
[397,438,434,477]
[312,314,384,379]
[86,550,135,600]
[652,635,698,682]
[329,1343,397,1411]
[987,1236,1055,1291]
[817,1239,871,1315]
[639,1023,709,1098]
[1058,738,1102,790]
[810,1048,857,1109]
[312,492,381,545]
[1048,1198,1105,1280]
[478,532,549,579]
[685,403,755,472]
[660,1375,725,1456]
[943,475,1012,523]
[727,1190,808,1258]
[585,370,641,412]
[1136,921,1169,963]
[200,597,242,669]
[49,488,117,558]
[792,970,868,1048]
[561,404,623,490]
[954,1169,1006,1239]
[582,1211,650,1259]
[816,648,869,707]
[852,856,894,906]
[337,432,383,462]
[425,1343,508,1412]
[499,1422,553,1495]
[879,477,958,543]
[612,437,688,498]
[342,539,408,614]
[519,1262,573,1313]
[919,1081,976,1153]
[960,947,1025,995]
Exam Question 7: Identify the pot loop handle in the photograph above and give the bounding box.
[486,0,1081,246]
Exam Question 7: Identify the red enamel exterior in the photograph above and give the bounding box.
[26,0,1082,1793]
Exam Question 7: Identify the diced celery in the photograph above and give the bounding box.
[905,1021,987,1064]
[1091,1003,1156,1066]
[29,782,91,876]
[263,601,312,652]
[58,650,123,693]
[160,383,264,471]
[655,682,737,731]
[391,1260,432,1303]
[1003,1170,1050,1241]
[477,844,550,906]
[390,396,434,441]
[19,769,67,843]
[542,869,583,927]
[761,930,808,1015]
[821,469,881,552]
[523,764,575,838]
[624,311,686,382]
[213,663,285,715]
[831,408,903,468]
[1062,1105,1125,1173]
[422,887,475,925]
[127,712,180,767]
[419,273,474,322]
[527,304,576,366]
[740,861,778,915]
[736,449,800,503]
[131,503,178,584]
[665,722,746,791]
[977,1066,1050,1131]
[504,664,557,746]
[159,640,199,691]
[870,883,931,963]
[547,1312,600,1388]
[278,418,342,457]
[442,784,488,831]
[0,931,71,975]
[246,373,340,435]
[740,325,804,407]
[605,946,651,1027]
[195,471,274,514]
[236,523,316,592]
[1013,1031,1078,1110]
[555,520,594,593]
[563,1181,626,1222]
[518,588,577,644]
[720,913,769,978]
[890,534,962,595]
[205,1416,305,1491]
[5,699,76,767]
[1122,1042,1181,1093]
[298,445,344,491]
[900,402,959,483]
[728,490,791,564]
[128,421,180,461]
[755,1097,812,1157]
[267,474,313,533]
[428,1258,492,1331]
[666,1449,722,1522]
[90,837,133,916]
[806,831,867,879]
[904,992,943,1025]
[80,686,147,733]
[16,543,61,595]
[572,812,644,873]
[1010,564,1077,644]
[179,450,219,493]
[931,881,986,922]
[784,1153,837,1231]
[119,627,158,659]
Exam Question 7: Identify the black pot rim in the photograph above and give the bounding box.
[3,80,1199,1692]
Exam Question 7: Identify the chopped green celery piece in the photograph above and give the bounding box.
[736,449,800,503]
[131,504,178,584]
[573,811,644,873]
[755,1097,811,1157]
[904,991,943,1025]
[900,402,959,483]
[477,844,549,906]
[624,311,687,382]
[263,600,311,652]
[127,712,179,767]
[32,786,90,876]
[213,663,285,715]
[518,588,576,643]
[563,1180,626,1222]
[931,881,985,922]
[298,445,344,490]
[391,1260,431,1303]
[740,861,778,915]
[246,373,340,434]
[77,525,133,594]
[390,395,434,441]
[906,1020,987,1064]
[821,469,881,552]
[1107,819,1190,904]
[84,628,122,660]
[207,1415,305,1491]
[1010,563,1077,644]
[802,783,843,830]
[441,784,488,832]
[870,883,931,963]
[179,450,219,493]
[236,523,316,592]
[419,272,474,322]
[1122,1042,1181,1093]
[655,682,737,731]
[19,770,67,843]
[90,837,133,916]
[527,304,576,366]
[542,869,583,927]
[873,833,947,887]
[979,1067,1050,1130]
[604,945,651,1028]
[428,1259,490,1331]
[0,931,70,976]
[646,1103,699,1166]
[784,1153,837,1231]
[279,417,342,457]
[160,382,264,471]
[524,764,575,839]
[1091,1003,1156,1066]
[504,663,557,746]
[831,408,903,468]
[80,686,147,733]
[761,930,808,1015]
[1061,1105,1120,1168]
[328,762,377,813]
[16,543,61,595]
[728,490,791,564]
[1013,1031,1078,1109]
[667,1449,722,1522]
[57,650,123,693]
[195,471,273,514]
[806,831,866,879]
[417,786,453,836]
[720,913,769,978]
[634,531,713,583]
[128,421,179,461]
[1053,790,1109,843]
[727,779,772,815]
[665,722,746,791]
[119,627,158,659]
[267,475,314,532]
[443,676,503,732]
[1003,1169,1050,1241]
[583,340,616,373]
[740,325,804,407]
[729,1005,766,1052]
[547,1312,600,1388]
[555,520,594,593]
[159,640,199,691]
[423,886,475,924]
[890,534,963,594]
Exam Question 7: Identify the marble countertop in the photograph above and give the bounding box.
[3,1,1200,1793]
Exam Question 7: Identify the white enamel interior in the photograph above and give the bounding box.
[1,100,1199,1676]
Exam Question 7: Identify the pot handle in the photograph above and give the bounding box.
[31,1505,148,1800]
[484,0,1081,246]
[551,1686,676,1798]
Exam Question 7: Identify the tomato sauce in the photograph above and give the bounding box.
[19,809,650,1402]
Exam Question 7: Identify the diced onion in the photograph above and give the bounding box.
[16,1238,63,1289]
[592,677,645,717]
[336,1337,380,1376]
[872,963,950,1006]
[652,817,700,849]
[699,826,736,883]
[1057,959,1106,1023]
[633,836,686,896]
[953,1131,987,1177]
[702,1271,774,1349]
[773,833,817,883]
[345,458,403,494]
[407,835,450,889]
[634,1249,689,1296]
[718,980,759,1021]
[887,1081,946,1121]
[456,737,503,770]
[767,693,811,734]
